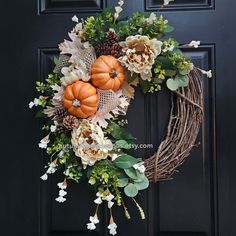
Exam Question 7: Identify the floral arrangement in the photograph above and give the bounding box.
[29,0,211,234]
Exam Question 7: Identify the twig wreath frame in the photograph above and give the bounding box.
[29,1,210,234]
[145,68,203,182]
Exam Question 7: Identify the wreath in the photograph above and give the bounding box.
[29,0,211,234]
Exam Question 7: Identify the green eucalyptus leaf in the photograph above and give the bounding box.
[110,123,136,141]
[124,168,139,179]
[114,155,139,169]
[179,69,190,76]
[165,69,176,77]
[118,178,129,187]
[124,183,138,197]
[134,176,149,190]
[166,78,179,91]
[128,73,139,83]
[164,25,174,33]
[156,56,174,70]
[35,110,46,118]
[176,75,189,87]
[115,140,130,149]
[139,78,151,93]
[53,57,59,65]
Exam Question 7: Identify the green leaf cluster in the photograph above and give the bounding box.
[117,12,173,40]
[107,121,136,143]
[88,161,122,205]
[83,8,114,45]
[114,155,149,197]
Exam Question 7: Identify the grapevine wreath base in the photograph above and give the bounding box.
[29,0,211,234]
[145,68,203,182]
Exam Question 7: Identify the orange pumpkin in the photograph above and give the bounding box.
[91,55,126,91]
[63,81,98,118]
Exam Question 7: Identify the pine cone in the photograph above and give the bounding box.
[53,55,70,74]
[54,107,68,122]
[94,31,121,57]
[110,43,124,58]
[95,42,111,56]
[63,115,79,130]
[56,125,67,134]
[105,31,119,47]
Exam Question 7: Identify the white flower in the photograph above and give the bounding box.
[110,153,119,161]
[87,222,96,230]
[29,98,40,109]
[72,15,79,23]
[28,101,35,109]
[40,173,48,181]
[133,162,146,173]
[118,0,124,6]
[115,6,122,14]
[163,44,175,53]
[105,193,115,202]
[59,189,67,197]
[163,0,174,6]
[38,135,50,149]
[74,22,83,32]
[94,197,103,205]
[108,201,114,209]
[90,215,99,224]
[87,213,99,230]
[188,40,200,48]
[108,222,117,235]
[55,196,66,203]
[147,13,157,24]
[114,0,124,20]
[50,125,57,133]
[50,84,61,91]
[199,69,212,78]
[114,12,119,20]
[57,182,67,189]
[96,192,103,197]
[189,63,194,71]
[47,162,57,174]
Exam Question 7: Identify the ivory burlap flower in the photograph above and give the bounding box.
[71,120,113,168]
[120,35,162,81]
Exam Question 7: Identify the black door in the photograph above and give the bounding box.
[1,0,236,235]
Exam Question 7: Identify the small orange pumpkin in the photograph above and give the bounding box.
[91,55,126,91]
[63,81,98,118]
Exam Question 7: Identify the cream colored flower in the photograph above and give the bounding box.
[120,35,162,81]
[71,120,113,168]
